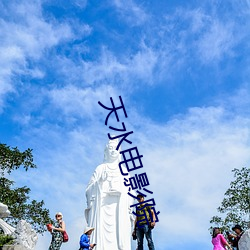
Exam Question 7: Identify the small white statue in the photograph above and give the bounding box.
[239,229,250,250]
[0,202,38,250]
[13,220,38,250]
[85,138,134,250]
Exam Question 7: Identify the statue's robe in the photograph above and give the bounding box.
[239,229,250,250]
[85,163,134,250]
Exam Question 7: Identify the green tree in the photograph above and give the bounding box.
[0,234,14,246]
[0,143,52,233]
[210,167,250,232]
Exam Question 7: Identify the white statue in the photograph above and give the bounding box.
[0,202,11,218]
[0,202,15,235]
[13,220,38,250]
[85,138,134,250]
[0,203,38,250]
[239,229,250,250]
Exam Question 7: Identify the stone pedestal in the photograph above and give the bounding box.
[1,245,26,250]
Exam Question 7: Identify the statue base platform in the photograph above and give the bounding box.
[1,245,26,250]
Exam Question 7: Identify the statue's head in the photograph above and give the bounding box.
[104,137,121,163]
[0,202,10,218]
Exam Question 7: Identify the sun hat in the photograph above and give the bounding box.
[55,212,63,218]
[84,227,95,234]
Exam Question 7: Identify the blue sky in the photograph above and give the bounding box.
[1,0,250,249]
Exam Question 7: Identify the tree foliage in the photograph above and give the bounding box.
[0,144,36,175]
[210,167,250,232]
[0,143,52,233]
[0,234,14,246]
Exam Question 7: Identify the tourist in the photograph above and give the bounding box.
[48,212,66,250]
[79,227,96,250]
[231,225,244,250]
[133,194,156,250]
[226,231,237,249]
[211,227,232,250]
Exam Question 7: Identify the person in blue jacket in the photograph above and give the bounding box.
[79,227,96,250]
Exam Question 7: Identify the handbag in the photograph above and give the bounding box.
[62,231,69,242]
[46,224,52,232]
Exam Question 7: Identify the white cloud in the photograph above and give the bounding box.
[127,43,158,84]
[48,84,118,120]
[0,2,73,58]
[81,45,158,86]
[0,45,25,110]
[224,84,250,114]
[81,48,127,85]
[112,0,148,26]
[0,1,74,110]
[188,8,210,33]
[159,7,240,68]
[196,20,235,63]
[73,0,87,9]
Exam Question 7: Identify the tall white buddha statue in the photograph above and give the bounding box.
[85,138,134,250]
